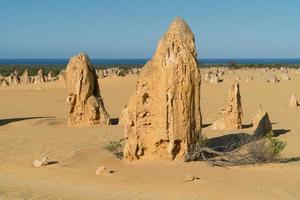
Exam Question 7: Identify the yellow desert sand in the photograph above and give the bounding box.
[0,68,300,199]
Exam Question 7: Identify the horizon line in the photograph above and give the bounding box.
[1,57,300,60]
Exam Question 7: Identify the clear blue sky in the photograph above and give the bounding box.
[0,0,300,58]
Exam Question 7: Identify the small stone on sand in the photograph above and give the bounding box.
[33,156,49,168]
[95,165,112,175]
[184,174,195,182]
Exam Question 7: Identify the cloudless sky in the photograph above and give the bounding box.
[0,0,300,58]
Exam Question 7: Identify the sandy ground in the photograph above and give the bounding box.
[0,70,300,200]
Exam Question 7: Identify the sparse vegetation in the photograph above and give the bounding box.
[186,131,288,166]
[248,133,286,163]
[0,64,143,77]
[0,63,300,77]
[104,138,125,159]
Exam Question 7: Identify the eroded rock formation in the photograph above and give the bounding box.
[97,69,105,79]
[58,70,66,81]
[212,81,243,130]
[118,105,129,126]
[209,73,220,83]
[289,94,298,107]
[251,105,272,138]
[47,71,56,82]
[267,74,279,83]
[12,70,20,85]
[281,72,291,81]
[33,69,45,84]
[20,69,31,83]
[123,17,202,160]
[65,53,110,125]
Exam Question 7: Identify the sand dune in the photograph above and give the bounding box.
[0,71,300,199]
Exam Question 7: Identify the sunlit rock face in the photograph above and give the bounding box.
[65,53,110,126]
[123,17,202,160]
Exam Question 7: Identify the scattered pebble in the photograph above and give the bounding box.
[184,174,195,182]
[33,156,49,168]
[95,165,112,175]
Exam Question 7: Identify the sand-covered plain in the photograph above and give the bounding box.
[0,70,300,200]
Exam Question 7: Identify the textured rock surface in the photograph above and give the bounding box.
[209,73,220,83]
[12,70,20,85]
[251,105,266,129]
[123,17,202,160]
[97,69,105,79]
[212,81,243,130]
[118,105,129,125]
[65,53,110,125]
[20,69,31,83]
[33,156,49,168]
[6,74,13,85]
[95,165,112,175]
[183,174,195,182]
[252,106,272,139]
[33,69,45,84]
[1,79,8,87]
[58,70,66,81]
[47,71,56,81]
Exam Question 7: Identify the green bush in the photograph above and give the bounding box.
[267,137,286,156]
[249,132,286,163]
[104,138,125,159]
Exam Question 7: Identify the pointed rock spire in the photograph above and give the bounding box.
[65,53,110,125]
[123,17,202,160]
[289,94,298,107]
[212,81,243,130]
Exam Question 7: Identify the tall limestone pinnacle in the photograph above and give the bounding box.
[123,17,202,160]
[65,53,110,125]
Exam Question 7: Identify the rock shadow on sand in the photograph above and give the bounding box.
[110,118,119,125]
[0,116,55,126]
[206,128,291,153]
[204,129,300,164]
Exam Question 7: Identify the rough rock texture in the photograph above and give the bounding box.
[202,71,220,83]
[118,105,129,125]
[47,71,56,82]
[289,94,298,107]
[103,68,121,77]
[58,70,66,81]
[33,69,45,84]
[252,107,272,139]
[97,69,105,79]
[1,79,8,87]
[209,73,220,83]
[251,105,265,129]
[65,53,110,125]
[20,69,31,83]
[33,156,49,168]
[6,74,13,85]
[128,68,140,75]
[183,174,195,182]
[12,70,20,85]
[212,81,243,130]
[123,17,202,160]
[95,165,112,175]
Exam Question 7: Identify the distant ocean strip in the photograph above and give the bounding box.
[0,58,299,65]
